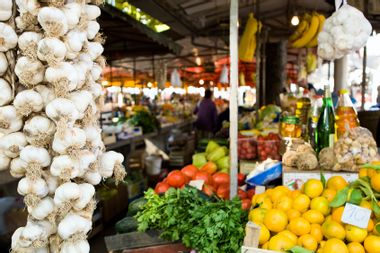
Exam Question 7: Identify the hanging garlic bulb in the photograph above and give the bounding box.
[60,239,90,253]
[84,4,101,20]
[0,78,12,106]
[0,106,23,134]
[99,151,126,183]
[76,150,97,176]
[0,132,27,158]
[46,98,80,132]
[0,0,13,21]
[34,85,56,107]
[17,177,49,199]
[37,7,68,37]
[0,52,8,76]
[73,183,95,210]
[50,155,80,181]
[91,63,103,81]
[18,32,43,59]
[0,22,18,52]
[64,30,87,60]
[23,115,56,147]
[20,145,51,179]
[37,37,67,66]
[57,214,92,240]
[86,20,100,40]
[63,3,82,29]
[15,0,40,15]
[41,171,59,196]
[45,62,79,96]
[84,169,102,185]
[52,127,86,156]
[27,197,55,220]
[0,150,11,171]
[14,89,44,117]
[15,56,45,88]
[84,126,104,154]
[86,41,103,61]
[10,158,27,178]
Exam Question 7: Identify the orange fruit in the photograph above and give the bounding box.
[326,176,348,191]
[368,168,377,178]
[347,242,365,253]
[310,223,323,242]
[303,210,325,224]
[292,194,311,213]
[303,179,324,198]
[258,223,270,245]
[278,230,298,244]
[331,206,345,223]
[290,189,301,198]
[270,187,287,203]
[345,224,368,243]
[322,220,345,240]
[268,234,295,251]
[359,168,368,178]
[371,173,380,192]
[251,193,267,206]
[260,197,273,209]
[310,196,331,216]
[264,209,288,233]
[248,208,267,224]
[265,188,274,198]
[298,234,318,251]
[372,222,380,236]
[288,217,311,236]
[322,189,336,202]
[286,209,301,220]
[360,200,372,210]
[322,238,348,253]
[261,241,269,249]
[368,219,375,232]
[364,235,380,253]
[274,195,293,212]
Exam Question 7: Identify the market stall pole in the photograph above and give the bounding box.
[229,0,238,199]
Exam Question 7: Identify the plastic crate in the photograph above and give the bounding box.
[246,162,282,186]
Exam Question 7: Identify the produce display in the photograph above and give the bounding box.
[0,1,127,252]
[238,135,257,160]
[282,142,318,171]
[318,4,372,60]
[136,187,248,253]
[128,106,159,134]
[248,173,380,252]
[289,12,325,48]
[257,133,281,161]
[192,140,230,173]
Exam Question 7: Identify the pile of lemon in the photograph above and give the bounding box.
[249,176,380,253]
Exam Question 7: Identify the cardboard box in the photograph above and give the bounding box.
[283,167,358,190]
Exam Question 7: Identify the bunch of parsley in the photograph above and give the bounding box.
[135,187,247,253]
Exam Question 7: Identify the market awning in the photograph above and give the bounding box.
[100,4,183,61]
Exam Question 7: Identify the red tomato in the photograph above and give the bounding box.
[237,189,247,199]
[155,182,170,194]
[202,184,215,196]
[212,172,230,187]
[246,189,255,199]
[241,198,251,210]
[216,184,230,199]
[194,171,214,186]
[237,173,246,186]
[167,170,186,188]
[181,165,198,179]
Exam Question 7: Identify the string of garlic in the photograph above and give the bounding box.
[9,1,127,252]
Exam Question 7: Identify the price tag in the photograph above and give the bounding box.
[255,186,266,194]
[189,180,204,190]
[341,203,372,229]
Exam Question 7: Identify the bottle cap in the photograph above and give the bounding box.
[339,89,349,95]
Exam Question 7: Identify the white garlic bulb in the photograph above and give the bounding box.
[84,4,101,20]
[45,62,79,96]
[0,23,18,51]
[15,57,45,88]
[0,0,13,22]
[63,3,82,29]
[37,37,67,66]
[86,20,100,40]
[34,85,55,107]
[37,7,68,37]
[0,150,11,171]
[50,155,80,180]
[0,52,8,76]
[0,78,12,106]
[0,132,27,158]
[0,106,23,134]
[10,158,27,178]
[24,115,56,146]
[46,98,80,125]
[14,89,44,117]
[52,127,86,155]
[86,41,103,61]
[18,32,43,59]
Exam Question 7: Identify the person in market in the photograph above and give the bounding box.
[193,88,218,139]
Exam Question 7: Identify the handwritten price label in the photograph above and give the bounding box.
[189,180,204,190]
[341,203,372,229]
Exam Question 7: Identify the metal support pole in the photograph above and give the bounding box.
[229,0,238,199]
[255,0,261,121]
[334,55,348,93]
[361,46,367,110]
[262,28,268,105]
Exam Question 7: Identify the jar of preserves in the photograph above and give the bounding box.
[280,116,302,138]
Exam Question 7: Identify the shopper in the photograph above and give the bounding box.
[194,89,217,139]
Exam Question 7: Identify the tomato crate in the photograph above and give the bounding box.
[238,137,257,160]
[256,139,281,161]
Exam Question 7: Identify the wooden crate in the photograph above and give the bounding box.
[241,222,278,253]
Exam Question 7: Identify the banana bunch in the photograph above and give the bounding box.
[306,51,317,74]
[239,13,261,62]
[289,12,325,48]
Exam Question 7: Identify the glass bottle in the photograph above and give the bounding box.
[315,85,335,152]
[335,89,359,138]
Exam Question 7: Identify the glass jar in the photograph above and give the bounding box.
[280,116,302,138]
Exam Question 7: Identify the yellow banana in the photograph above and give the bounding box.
[291,13,320,48]
[289,13,311,41]
[306,13,326,48]
[306,51,317,73]
[239,13,259,62]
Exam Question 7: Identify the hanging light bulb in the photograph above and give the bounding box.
[199,79,204,85]
[195,56,202,66]
[291,15,299,26]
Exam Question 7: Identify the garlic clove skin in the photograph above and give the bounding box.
[77,150,97,176]
[24,115,56,146]
[84,4,101,20]
[0,0,13,21]
[41,171,59,196]
[87,82,103,99]
[61,239,90,253]
[0,132,27,158]
[37,7,68,37]
[46,98,80,124]
[54,182,80,207]
[86,41,103,61]
[34,85,56,108]
[0,106,23,134]
[65,30,87,54]
[69,90,93,116]
[99,151,124,178]
[18,32,43,59]
[50,155,80,180]
[0,78,12,106]
[15,0,40,15]
[45,62,79,94]
[73,183,95,210]
[14,89,44,117]
[63,3,82,29]
[20,145,51,168]
[0,150,11,171]
[10,158,27,178]
[0,52,8,76]
[86,20,100,40]
[17,177,49,198]
[84,169,102,185]
[57,214,92,240]
[91,63,103,81]
[27,197,55,220]
[37,37,67,65]
[26,218,56,237]
[52,127,87,155]
[0,22,18,51]
[15,57,45,88]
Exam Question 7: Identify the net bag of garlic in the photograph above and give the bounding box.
[333,127,379,171]
[2,1,127,252]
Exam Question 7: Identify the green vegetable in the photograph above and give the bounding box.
[135,187,247,253]
[127,197,147,217]
[115,216,138,233]
[216,156,230,171]
[192,153,207,168]
[207,146,227,162]
[128,110,159,133]
[205,140,220,154]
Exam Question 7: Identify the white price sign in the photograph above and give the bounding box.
[189,180,204,190]
[341,203,372,229]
